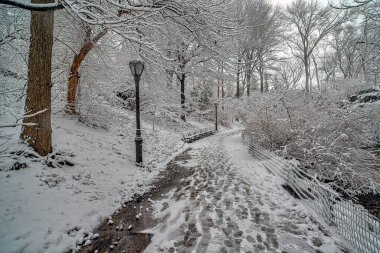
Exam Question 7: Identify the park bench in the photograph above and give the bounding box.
[181,127,215,143]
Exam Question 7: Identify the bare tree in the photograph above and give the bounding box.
[285,0,350,92]
[330,24,361,79]
[174,40,218,121]
[330,0,379,84]
[320,53,337,84]
[66,25,108,114]
[275,59,304,90]
[0,7,30,76]
[356,4,380,85]
[239,0,283,94]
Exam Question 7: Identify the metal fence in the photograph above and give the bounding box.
[246,140,380,253]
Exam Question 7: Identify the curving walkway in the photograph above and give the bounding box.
[144,132,351,253]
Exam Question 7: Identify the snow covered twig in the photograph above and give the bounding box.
[0,109,48,129]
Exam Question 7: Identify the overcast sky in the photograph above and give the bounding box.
[274,0,332,8]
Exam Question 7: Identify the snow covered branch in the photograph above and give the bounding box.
[21,108,48,119]
[0,109,48,129]
[0,0,63,11]
[0,122,37,128]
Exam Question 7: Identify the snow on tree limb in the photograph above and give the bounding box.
[21,108,48,119]
[0,123,37,128]
[0,109,48,129]
[0,0,63,11]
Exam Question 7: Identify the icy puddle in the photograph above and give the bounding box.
[144,132,352,253]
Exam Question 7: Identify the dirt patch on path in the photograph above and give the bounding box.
[78,149,195,253]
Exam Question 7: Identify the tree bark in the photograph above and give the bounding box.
[312,55,320,90]
[236,55,241,98]
[179,73,186,121]
[66,28,107,114]
[259,53,264,93]
[304,55,310,93]
[309,63,313,92]
[217,64,220,99]
[221,70,224,99]
[265,72,268,92]
[21,0,54,156]
[221,64,225,110]
[246,70,251,96]
[245,52,253,96]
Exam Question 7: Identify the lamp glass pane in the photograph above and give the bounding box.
[129,61,136,76]
[135,62,145,76]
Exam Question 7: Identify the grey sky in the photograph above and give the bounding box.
[274,0,334,8]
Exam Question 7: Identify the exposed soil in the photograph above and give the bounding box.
[282,184,301,199]
[354,193,380,220]
[77,149,196,253]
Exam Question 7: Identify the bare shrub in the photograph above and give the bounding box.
[241,82,380,195]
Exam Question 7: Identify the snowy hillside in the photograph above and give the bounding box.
[0,73,215,252]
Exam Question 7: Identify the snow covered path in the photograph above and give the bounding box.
[145,132,350,253]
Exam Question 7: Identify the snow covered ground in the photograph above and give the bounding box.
[0,111,187,253]
[144,131,353,253]
[0,73,353,253]
[0,69,205,253]
[0,115,354,253]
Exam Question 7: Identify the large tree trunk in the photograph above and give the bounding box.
[180,73,186,121]
[66,28,107,114]
[21,0,54,156]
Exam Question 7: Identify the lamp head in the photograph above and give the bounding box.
[129,60,145,78]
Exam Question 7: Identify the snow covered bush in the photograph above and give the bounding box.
[241,80,380,195]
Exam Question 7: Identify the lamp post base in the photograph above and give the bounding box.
[135,136,143,165]
[135,162,144,167]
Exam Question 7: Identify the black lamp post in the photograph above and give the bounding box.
[129,60,145,166]
[214,101,219,132]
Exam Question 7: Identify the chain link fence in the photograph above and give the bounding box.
[246,139,380,253]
